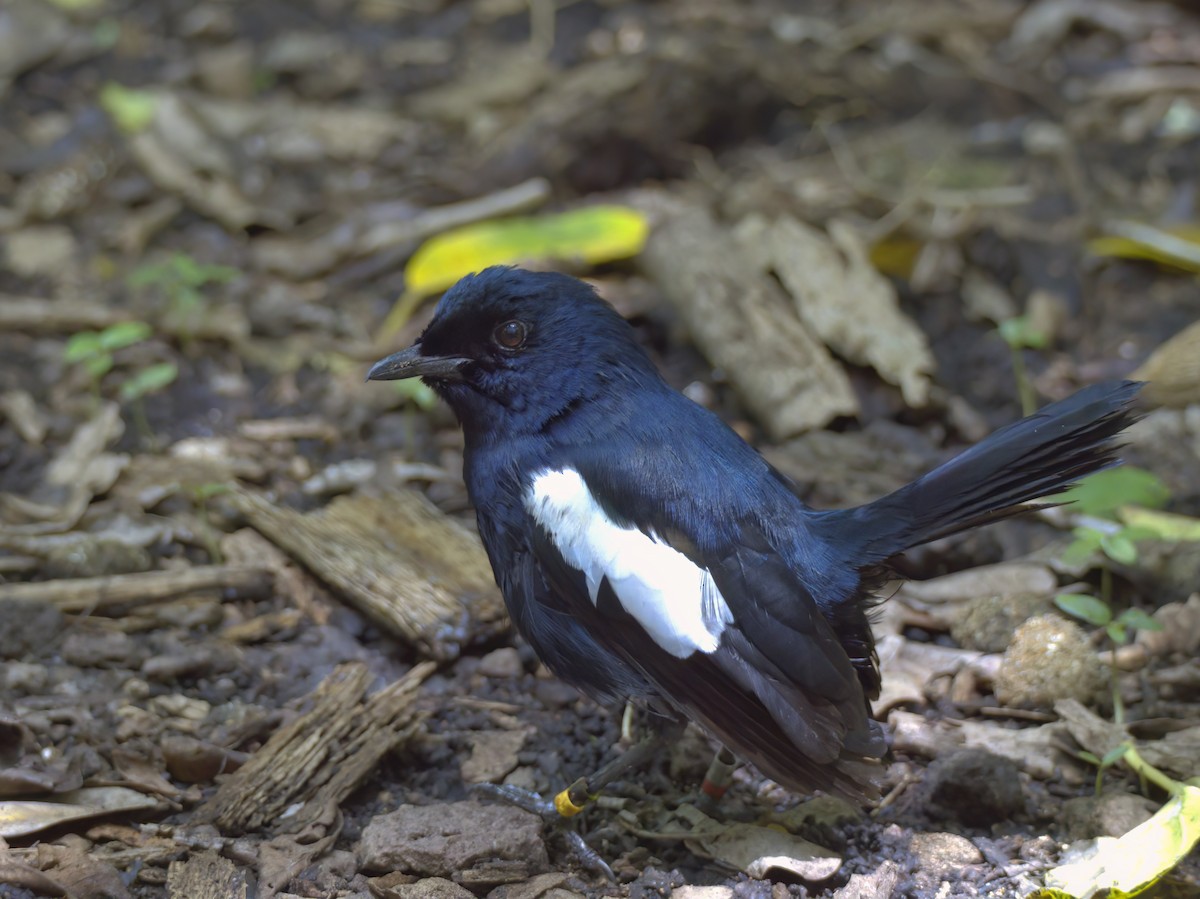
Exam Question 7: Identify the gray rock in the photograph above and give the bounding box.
[1061,791,1157,840]
[950,593,1054,653]
[487,872,568,899]
[0,598,64,660]
[384,877,475,899]
[926,749,1025,826]
[61,629,137,668]
[908,832,983,881]
[478,647,523,678]
[358,801,548,877]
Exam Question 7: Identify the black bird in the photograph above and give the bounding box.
[368,266,1140,804]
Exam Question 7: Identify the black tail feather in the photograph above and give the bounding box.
[823,380,1143,567]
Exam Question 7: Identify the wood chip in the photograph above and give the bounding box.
[167,851,252,899]
[234,488,507,659]
[198,660,433,834]
[0,565,273,613]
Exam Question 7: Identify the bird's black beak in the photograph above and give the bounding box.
[366,344,470,383]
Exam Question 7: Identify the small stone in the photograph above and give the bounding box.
[951,593,1055,653]
[61,629,138,668]
[674,888,734,899]
[478,647,523,678]
[379,877,475,899]
[3,225,76,277]
[141,643,240,682]
[0,599,64,660]
[487,873,568,899]
[1,661,47,692]
[461,729,529,784]
[533,680,578,709]
[454,860,531,890]
[1061,791,1157,840]
[357,801,548,877]
[926,749,1025,826]
[994,615,1107,709]
[908,832,983,879]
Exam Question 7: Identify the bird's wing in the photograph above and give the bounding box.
[523,464,885,796]
[475,507,650,706]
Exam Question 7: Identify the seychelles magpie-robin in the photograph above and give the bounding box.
[368,265,1140,804]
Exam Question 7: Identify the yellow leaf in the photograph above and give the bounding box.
[1044,785,1200,899]
[377,205,649,340]
[869,236,922,279]
[406,205,649,298]
[1118,506,1200,542]
[1088,222,1200,274]
[99,83,158,135]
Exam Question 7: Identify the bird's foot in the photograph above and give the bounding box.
[472,782,614,880]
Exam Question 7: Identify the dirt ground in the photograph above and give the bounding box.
[2,1,1200,897]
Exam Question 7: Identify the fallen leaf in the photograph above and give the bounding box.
[1089,221,1200,273]
[736,214,934,408]
[674,804,841,882]
[1118,506,1200,542]
[1043,785,1200,899]
[0,787,159,838]
[406,205,649,298]
[381,205,649,337]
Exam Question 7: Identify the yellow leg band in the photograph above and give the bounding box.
[554,789,588,817]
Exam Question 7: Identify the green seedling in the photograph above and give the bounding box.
[63,321,178,443]
[128,252,239,343]
[64,321,154,395]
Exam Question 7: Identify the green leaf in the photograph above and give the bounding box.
[391,378,438,411]
[1116,608,1163,633]
[1078,751,1103,766]
[404,205,650,300]
[191,482,231,501]
[127,260,173,289]
[99,83,158,134]
[118,362,178,402]
[1055,594,1113,627]
[1101,533,1139,566]
[1044,784,1200,898]
[999,314,1049,350]
[1056,468,1171,519]
[1062,527,1105,567]
[1118,506,1200,542]
[98,321,152,351]
[1088,221,1200,274]
[1106,621,1129,643]
[1101,744,1133,768]
[84,354,113,380]
[64,332,103,363]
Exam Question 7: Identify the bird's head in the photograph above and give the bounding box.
[368,266,660,440]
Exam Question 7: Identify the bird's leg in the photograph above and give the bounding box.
[477,728,669,818]
[553,729,668,816]
[695,746,738,812]
[474,729,669,881]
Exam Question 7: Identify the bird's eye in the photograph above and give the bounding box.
[493,319,528,350]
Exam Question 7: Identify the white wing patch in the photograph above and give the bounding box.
[526,468,733,659]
